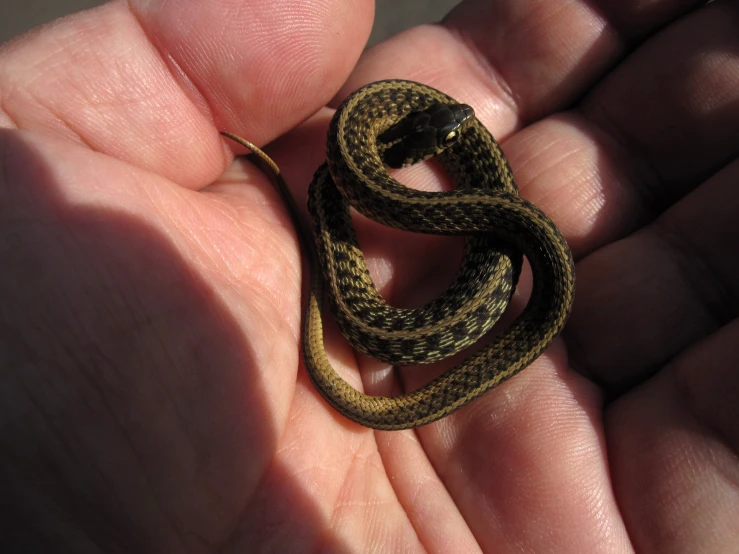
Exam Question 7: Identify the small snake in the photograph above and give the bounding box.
[222,79,575,430]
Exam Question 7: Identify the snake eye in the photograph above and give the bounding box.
[443,130,459,145]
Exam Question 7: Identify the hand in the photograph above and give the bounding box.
[1,0,737,552]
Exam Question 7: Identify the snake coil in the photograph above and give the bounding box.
[224,80,575,430]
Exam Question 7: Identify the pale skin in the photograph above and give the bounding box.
[1,0,737,552]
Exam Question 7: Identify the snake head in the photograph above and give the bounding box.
[378,102,475,168]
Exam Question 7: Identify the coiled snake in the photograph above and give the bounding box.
[222,80,575,430]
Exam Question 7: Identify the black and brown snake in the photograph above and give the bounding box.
[223,79,575,430]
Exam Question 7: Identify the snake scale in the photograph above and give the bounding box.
[223,79,575,430]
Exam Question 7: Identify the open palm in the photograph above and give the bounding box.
[1,0,737,552]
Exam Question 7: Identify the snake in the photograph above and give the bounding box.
[222,79,575,430]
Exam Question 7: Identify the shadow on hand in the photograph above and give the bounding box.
[0,130,352,553]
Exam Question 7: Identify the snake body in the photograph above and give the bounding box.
[223,79,575,430]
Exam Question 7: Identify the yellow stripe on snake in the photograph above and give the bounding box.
[223,80,575,430]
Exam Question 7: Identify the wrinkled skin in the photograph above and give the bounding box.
[1,0,738,552]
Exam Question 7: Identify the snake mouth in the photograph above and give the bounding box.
[378,102,476,168]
